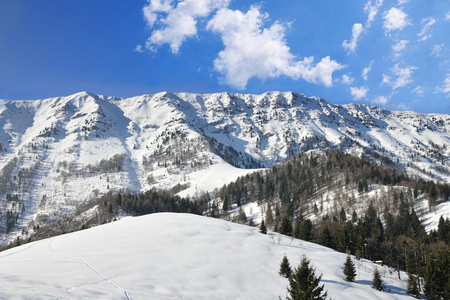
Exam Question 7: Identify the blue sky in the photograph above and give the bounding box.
[0,0,448,113]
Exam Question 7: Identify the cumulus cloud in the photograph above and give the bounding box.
[362,61,373,80]
[446,12,450,21]
[342,23,363,54]
[143,0,230,53]
[398,0,409,4]
[382,64,417,89]
[364,0,384,28]
[341,74,354,84]
[372,96,388,105]
[417,17,436,42]
[207,6,345,89]
[392,39,409,56]
[350,86,369,100]
[383,7,410,33]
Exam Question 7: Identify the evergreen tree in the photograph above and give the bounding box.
[318,226,334,249]
[299,219,312,241]
[260,219,267,234]
[222,195,229,211]
[351,210,358,223]
[343,254,357,282]
[372,268,384,291]
[407,273,420,298]
[279,216,293,236]
[286,256,327,300]
[339,207,346,223]
[280,255,292,278]
[424,254,437,299]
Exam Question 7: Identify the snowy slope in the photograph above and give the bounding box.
[0,213,413,300]
[0,91,449,243]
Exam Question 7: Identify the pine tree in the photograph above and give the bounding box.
[407,273,420,298]
[260,219,267,234]
[372,268,384,291]
[424,254,437,299]
[280,255,292,278]
[343,254,357,282]
[286,256,327,300]
[279,216,293,236]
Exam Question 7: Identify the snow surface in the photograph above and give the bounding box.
[0,213,413,299]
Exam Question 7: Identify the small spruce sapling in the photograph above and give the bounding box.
[343,254,357,282]
[260,219,267,234]
[280,255,292,278]
[372,268,384,291]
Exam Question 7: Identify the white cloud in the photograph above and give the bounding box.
[143,0,230,53]
[441,75,450,94]
[392,39,409,56]
[446,12,450,21]
[364,0,384,28]
[417,17,436,42]
[207,6,345,89]
[383,7,411,33]
[372,96,388,105]
[413,85,425,96]
[431,44,444,57]
[382,64,417,89]
[398,0,409,4]
[350,86,369,100]
[342,23,363,54]
[362,61,373,80]
[134,45,144,53]
[341,74,354,84]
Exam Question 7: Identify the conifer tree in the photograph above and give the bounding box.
[279,216,293,236]
[407,273,420,298]
[343,254,357,282]
[372,268,384,291]
[280,255,292,278]
[424,254,437,299]
[286,256,327,300]
[260,219,267,234]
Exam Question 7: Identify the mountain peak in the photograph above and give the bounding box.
[0,91,449,243]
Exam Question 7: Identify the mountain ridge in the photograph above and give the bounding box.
[0,91,449,243]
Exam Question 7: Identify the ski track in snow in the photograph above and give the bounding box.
[48,238,131,300]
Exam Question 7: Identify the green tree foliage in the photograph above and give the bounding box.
[343,254,357,282]
[299,219,312,241]
[260,219,267,234]
[407,273,420,298]
[279,216,293,236]
[286,256,327,300]
[372,268,384,291]
[280,255,292,278]
[318,226,334,249]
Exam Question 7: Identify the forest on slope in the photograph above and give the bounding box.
[5,149,450,299]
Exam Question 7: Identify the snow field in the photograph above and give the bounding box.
[0,213,412,299]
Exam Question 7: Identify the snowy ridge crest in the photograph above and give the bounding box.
[0,91,449,242]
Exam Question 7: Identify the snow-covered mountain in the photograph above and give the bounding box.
[0,91,449,243]
[0,213,413,299]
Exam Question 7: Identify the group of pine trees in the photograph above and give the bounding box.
[280,252,385,299]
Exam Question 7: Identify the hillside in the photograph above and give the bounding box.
[0,91,449,243]
[0,213,413,299]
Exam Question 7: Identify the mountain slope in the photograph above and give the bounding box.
[0,213,413,299]
[0,91,449,243]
